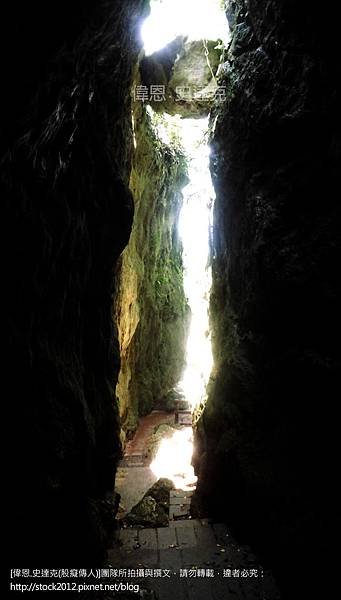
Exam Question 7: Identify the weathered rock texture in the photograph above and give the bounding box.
[115,105,188,437]
[194,1,340,597]
[124,478,174,527]
[140,38,222,117]
[3,0,149,566]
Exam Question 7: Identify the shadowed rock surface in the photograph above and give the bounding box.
[193,1,341,598]
[124,478,174,527]
[3,0,149,566]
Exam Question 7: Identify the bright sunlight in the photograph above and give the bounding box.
[141,0,229,56]
[150,428,197,490]
[178,118,214,413]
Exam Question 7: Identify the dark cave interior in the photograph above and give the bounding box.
[3,1,340,599]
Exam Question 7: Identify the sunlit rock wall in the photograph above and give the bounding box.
[195,1,340,597]
[3,0,149,566]
[140,38,222,117]
[115,104,188,437]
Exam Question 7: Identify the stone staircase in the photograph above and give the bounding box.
[108,518,280,600]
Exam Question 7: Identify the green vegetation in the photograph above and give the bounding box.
[115,104,189,433]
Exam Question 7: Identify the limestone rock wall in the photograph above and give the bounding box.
[194,1,340,596]
[3,0,149,566]
[115,105,188,437]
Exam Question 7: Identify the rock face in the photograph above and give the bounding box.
[125,478,174,527]
[3,0,149,565]
[115,105,189,437]
[194,1,340,597]
[140,38,222,117]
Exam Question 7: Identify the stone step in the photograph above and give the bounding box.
[169,496,191,506]
[177,411,192,425]
[119,455,145,468]
[170,490,193,499]
[169,504,191,519]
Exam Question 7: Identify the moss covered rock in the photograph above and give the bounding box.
[146,477,175,506]
[124,478,174,527]
[115,104,189,435]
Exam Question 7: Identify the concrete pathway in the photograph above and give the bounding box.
[108,519,280,600]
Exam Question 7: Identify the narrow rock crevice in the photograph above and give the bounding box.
[3,2,340,598]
